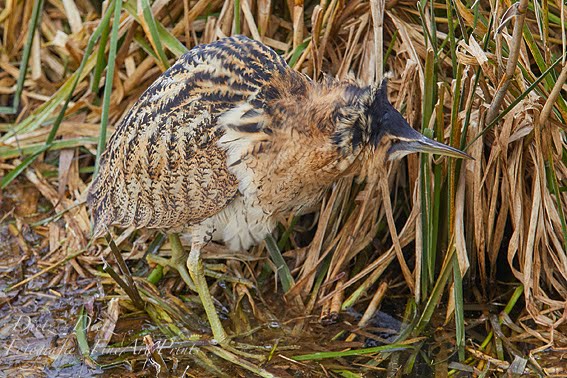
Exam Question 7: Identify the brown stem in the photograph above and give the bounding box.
[486,0,529,125]
[538,61,567,126]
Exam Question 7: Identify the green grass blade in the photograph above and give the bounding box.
[277,216,298,250]
[414,247,456,335]
[478,285,524,351]
[431,85,445,282]
[0,0,44,115]
[292,343,414,361]
[419,33,438,301]
[0,137,96,159]
[74,306,97,367]
[234,0,241,34]
[0,149,44,188]
[332,370,362,378]
[452,256,465,361]
[445,0,457,78]
[123,0,188,57]
[94,0,123,176]
[90,13,112,95]
[140,0,170,69]
[288,40,309,67]
[402,340,424,375]
[383,30,399,64]
[134,34,160,61]
[264,234,294,292]
[154,22,189,57]
[419,133,432,300]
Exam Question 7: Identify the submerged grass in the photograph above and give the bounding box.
[1,0,567,376]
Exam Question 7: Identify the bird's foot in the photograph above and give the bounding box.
[147,255,254,289]
[146,254,196,291]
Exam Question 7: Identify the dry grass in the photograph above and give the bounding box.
[1,0,567,376]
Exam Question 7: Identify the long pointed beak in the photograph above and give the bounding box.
[387,132,473,161]
[379,111,472,160]
[415,136,472,159]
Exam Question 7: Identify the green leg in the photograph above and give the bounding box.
[147,234,196,291]
[169,234,196,290]
[187,239,229,345]
[151,234,267,358]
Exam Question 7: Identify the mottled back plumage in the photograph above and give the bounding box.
[89,36,292,236]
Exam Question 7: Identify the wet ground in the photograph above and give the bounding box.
[0,181,97,376]
[2,181,566,377]
[0,242,98,376]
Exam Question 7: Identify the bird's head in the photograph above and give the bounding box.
[331,79,471,162]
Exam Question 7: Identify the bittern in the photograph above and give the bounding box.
[88,35,470,345]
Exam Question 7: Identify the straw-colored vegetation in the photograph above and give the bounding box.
[1,0,566,376]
